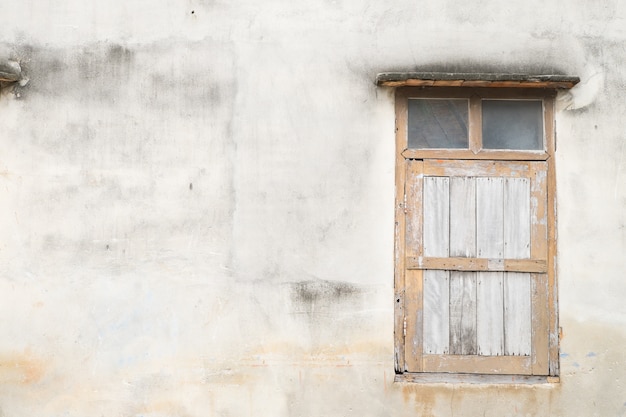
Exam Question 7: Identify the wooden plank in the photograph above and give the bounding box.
[423,270,450,354]
[379,79,578,89]
[544,97,556,155]
[406,257,547,273]
[476,177,504,259]
[474,80,576,89]
[449,271,477,355]
[423,354,532,375]
[422,176,450,355]
[405,161,424,258]
[449,273,463,354]
[401,149,549,161]
[476,177,505,356]
[395,372,554,384]
[530,162,548,260]
[450,177,476,258]
[503,178,532,356]
[532,273,549,375]
[504,178,531,259]
[543,98,558,376]
[403,161,426,372]
[396,79,434,87]
[404,269,424,372]
[376,73,580,89]
[423,159,531,178]
[544,99,559,375]
[449,176,477,355]
[504,273,531,355]
[400,86,558,100]
[477,271,504,355]
[432,80,464,87]
[393,89,408,373]
[529,159,555,374]
[423,177,450,258]
[469,96,482,153]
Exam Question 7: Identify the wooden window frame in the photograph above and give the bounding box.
[394,87,559,384]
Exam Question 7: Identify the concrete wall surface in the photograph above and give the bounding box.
[0,1,625,416]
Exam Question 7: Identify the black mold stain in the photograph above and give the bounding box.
[106,44,134,69]
[7,42,136,102]
[291,279,361,307]
[8,40,233,118]
[288,280,368,342]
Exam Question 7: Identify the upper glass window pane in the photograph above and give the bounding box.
[408,99,469,148]
[482,100,543,150]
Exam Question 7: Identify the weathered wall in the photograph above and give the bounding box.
[0,1,625,416]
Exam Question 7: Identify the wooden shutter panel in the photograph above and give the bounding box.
[404,159,549,375]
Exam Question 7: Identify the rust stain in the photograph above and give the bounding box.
[0,351,46,384]
[397,381,554,417]
[400,384,441,417]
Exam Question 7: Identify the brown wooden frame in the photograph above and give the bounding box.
[376,72,580,90]
[394,87,559,383]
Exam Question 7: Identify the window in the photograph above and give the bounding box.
[383,75,578,383]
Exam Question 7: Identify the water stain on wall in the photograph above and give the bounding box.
[399,382,547,417]
[286,279,371,348]
[291,279,361,307]
[0,351,45,384]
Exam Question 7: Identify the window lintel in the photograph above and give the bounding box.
[376,72,580,89]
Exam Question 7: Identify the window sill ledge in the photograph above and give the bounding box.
[395,373,560,385]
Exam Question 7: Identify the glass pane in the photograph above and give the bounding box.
[482,100,543,150]
[408,99,469,148]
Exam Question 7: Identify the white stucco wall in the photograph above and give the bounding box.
[0,1,625,416]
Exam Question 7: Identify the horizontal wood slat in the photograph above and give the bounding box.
[381,79,577,89]
[396,87,559,100]
[423,159,534,178]
[407,256,547,273]
[377,73,580,89]
[402,149,549,161]
[423,354,532,375]
[395,373,556,384]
